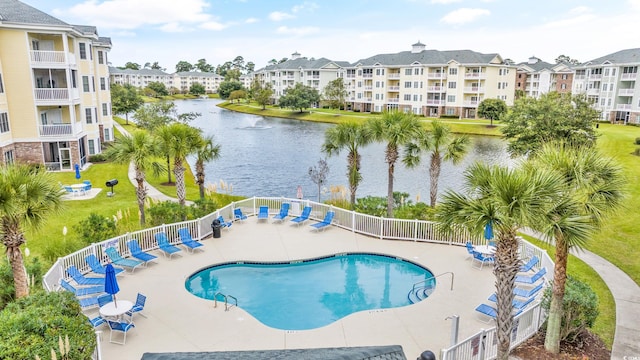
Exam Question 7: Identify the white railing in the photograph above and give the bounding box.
[35,88,70,101]
[43,196,552,359]
[426,100,445,106]
[463,101,479,107]
[427,86,443,92]
[464,73,485,79]
[39,124,73,136]
[463,87,484,93]
[388,74,401,79]
[30,50,66,63]
[388,86,400,91]
[621,73,637,80]
[618,89,634,96]
[427,73,444,79]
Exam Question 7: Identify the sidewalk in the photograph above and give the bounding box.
[521,229,640,359]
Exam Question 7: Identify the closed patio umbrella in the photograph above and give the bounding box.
[104,263,120,307]
[484,221,494,245]
[74,163,81,179]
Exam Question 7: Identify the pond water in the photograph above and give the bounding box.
[177,99,514,201]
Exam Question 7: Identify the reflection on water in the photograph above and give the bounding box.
[177,99,515,200]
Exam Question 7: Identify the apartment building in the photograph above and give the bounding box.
[514,56,573,98]
[572,48,640,124]
[109,68,252,94]
[253,52,350,99]
[110,67,173,90]
[347,42,516,118]
[0,0,113,170]
[173,71,224,94]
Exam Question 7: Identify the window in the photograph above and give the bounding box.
[85,108,93,124]
[4,150,14,165]
[100,78,107,91]
[404,81,411,88]
[71,70,77,88]
[447,95,456,102]
[0,73,4,93]
[414,68,419,75]
[413,95,418,101]
[405,69,412,75]
[91,76,95,92]
[448,82,456,89]
[104,128,111,141]
[357,81,362,88]
[79,43,86,59]
[605,69,610,76]
[608,99,612,106]
[102,103,109,116]
[446,108,455,115]
[89,44,93,60]
[0,112,9,133]
[98,51,104,64]
[449,68,457,75]
[562,74,568,80]
[404,94,411,101]
[561,83,567,90]
[610,83,614,91]
[413,81,419,88]
[612,69,616,76]
[88,139,96,155]
[82,76,90,92]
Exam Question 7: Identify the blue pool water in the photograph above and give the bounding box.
[185,253,435,330]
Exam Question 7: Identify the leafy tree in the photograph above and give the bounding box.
[175,60,194,73]
[73,213,117,246]
[514,89,525,100]
[246,61,255,73]
[216,61,232,77]
[322,121,372,206]
[123,61,140,70]
[404,121,469,207]
[225,68,242,81]
[218,80,243,99]
[528,143,625,353]
[278,83,321,112]
[501,92,598,157]
[322,78,348,109]
[354,192,410,217]
[147,201,188,226]
[104,131,163,225]
[477,98,507,126]
[228,89,247,103]
[134,101,176,130]
[110,83,144,124]
[0,164,64,299]
[0,256,43,309]
[250,80,273,109]
[194,135,221,200]
[555,54,580,65]
[232,56,245,70]
[436,163,563,360]
[146,81,169,96]
[366,111,422,217]
[189,82,206,95]
[168,86,180,95]
[195,58,214,72]
[308,159,330,203]
[150,61,165,71]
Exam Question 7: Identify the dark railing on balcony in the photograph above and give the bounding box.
[35,88,70,101]
[39,124,73,136]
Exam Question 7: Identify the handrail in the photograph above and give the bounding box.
[214,292,237,311]
[412,271,455,292]
[227,295,237,310]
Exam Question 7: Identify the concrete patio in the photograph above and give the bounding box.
[92,217,496,360]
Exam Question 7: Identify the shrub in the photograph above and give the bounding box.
[89,153,107,163]
[635,137,640,145]
[148,201,189,226]
[0,291,96,359]
[394,202,436,220]
[73,213,117,245]
[541,276,599,344]
[189,198,219,219]
[634,148,640,156]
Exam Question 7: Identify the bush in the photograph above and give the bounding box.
[541,276,599,344]
[354,192,410,217]
[89,153,107,163]
[634,148,640,156]
[0,291,96,359]
[394,202,436,220]
[73,213,117,245]
[148,201,189,226]
[635,137,640,145]
[0,257,45,310]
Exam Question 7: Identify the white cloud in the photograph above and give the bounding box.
[440,8,490,24]
[53,0,210,30]
[245,17,259,24]
[269,11,295,21]
[159,22,191,33]
[430,0,462,4]
[200,21,227,31]
[276,26,320,36]
[292,2,319,13]
[569,6,592,15]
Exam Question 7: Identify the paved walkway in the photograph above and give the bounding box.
[521,229,640,359]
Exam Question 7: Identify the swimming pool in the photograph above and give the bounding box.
[185,253,435,330]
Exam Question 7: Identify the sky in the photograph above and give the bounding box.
[21,0,640,72]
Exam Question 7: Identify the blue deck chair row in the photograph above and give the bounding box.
[85,254,124,276]
[257,206,269,221]
[60,279,104,297]
[217,215,233,228]
[515,267,547,285]
[475,303,523,322]
[519,255,540,273]
[177,228,204,253]
[127,239,158,265]
[272,203,290,223]
[487,293,536,310]
[291,206,312,226]
[310,211,334,231]
[67,265,105,286]
[155,232,182,258]
[105,247,144,273]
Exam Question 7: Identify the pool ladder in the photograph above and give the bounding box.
[407,272,455,304]
[214,292,237,311]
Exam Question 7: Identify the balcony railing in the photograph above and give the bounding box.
[34,88,70,101]
[464,73,485,79]
[30,50,65,63]
[427,86,443,92]
[463,101,479,107]
[427,73,444,79]
[618,89,635,96]
[426,100,445,106]
[39,124,73,137]
[617,104,633,110]
[388,73,400,79]
[621,73,637,80]
[463,87,484,93]
[388,98,399,103]
[388,86,400,91]
[362,74,373,78]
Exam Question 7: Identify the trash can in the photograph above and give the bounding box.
[211,219,222,238]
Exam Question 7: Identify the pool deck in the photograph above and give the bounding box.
[95,217,496,360]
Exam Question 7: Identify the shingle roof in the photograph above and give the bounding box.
[174,71,222,77]
[516,59,556,72]
[353,49,501,67]
[140,345,407,360]
[0,0,68,26]
[73,25,98,36]
[96,37,112,46]
[583,48,640,65]
[259,57,348,71]
[109,66,170,76]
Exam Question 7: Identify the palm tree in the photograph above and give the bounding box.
[529,143,625,353]
[321,121,371,206]
[436,163,562,360]
[158,123,202,207]
[104,131,163,225]
[194,135,221,200]
[0,164,64,298]
[403,120,470,207]
[366,111,422,217]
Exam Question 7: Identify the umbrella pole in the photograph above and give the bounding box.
[114,294,117,308]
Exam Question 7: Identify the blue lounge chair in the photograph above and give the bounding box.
[178,228,204,253]
[154,232,181,258]
[76,295,99,309]
[515,267,547,285]
[488,292,537,310]
[272,203,290,223]
[290,206,312,226]
[472,252,494,270]
[105,247,144,273]
[475,303,523,323]
[519,255,539,273]
[67,265,105,286]
[217,215,233,228]
[107,320,135,345]
[60,279,104,297]
[465,241,478,260]
[234,208,247,222]
[257,206,269,221]
[126,293,147,318]
[127,239,158,265]
[514,283,545,298]
[88,315,106,328]
[97,294,114,308]
[85,254,124,276]
[310,211,334,231]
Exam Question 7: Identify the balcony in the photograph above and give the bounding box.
[588,74,602,80]
[39,124,73,137]
[34,88,79,103]
[388,86,400,91]
[363,74,373,78]
[427,86,443,92]
[617,104,633,110]
[426,100,445,106]
[388,73,401,79]
[364,86,373,90]
[463,87,484,93]
[427,72,444,79]
[463,101,479,107]
[464,73,485,79]
[586,88,600,96]
[618,89,635,96]
[30,50,76,66]
[388,98,399,103]
[621,73,638,81]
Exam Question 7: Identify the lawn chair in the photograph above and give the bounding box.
[475,303,523,323]
[217,215,233,229]
[104,247,144,273]
[471,252,494,270]
[154,232,182,258]
[272,203,290,223]
[126,293,147,319]
[290,206,312,226]
[310,211,334,231]
[178,227,204,253]
[76,295,100,310]
[515,267,547,285]
[126,239,158,265]
[488,291,537,310]
[60,279,104,297]
[88,315,106,328]
[107,320,135,345]
[465,241,478,260]
[519,255,539,273]
[85,254,124,276]
[97,294,114,308]
[257,206,269,221]
[234,208,247,222]
[514,283,545,299]
[66,265,105,286]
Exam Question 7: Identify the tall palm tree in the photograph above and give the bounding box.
[321,121,371,206]
[366,111,422,217]
[403,120,470,207]
[0,164,64,298]
[529,143,625,353]
[158,123,202,207]
[104,131,163,225]
[436,163,562,360]
[194,134,221,200]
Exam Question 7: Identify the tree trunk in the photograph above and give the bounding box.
[545,236,569,353]
[493,230,521,360]
[125,113,129,125]
[348,151,361,207]
[3,220,29,298]
[174,158,187,208]
[135,168,147,225]
[196,161,205,200]
[385,144,398,218]
[429,152,441,208]
[166,154,173,184]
